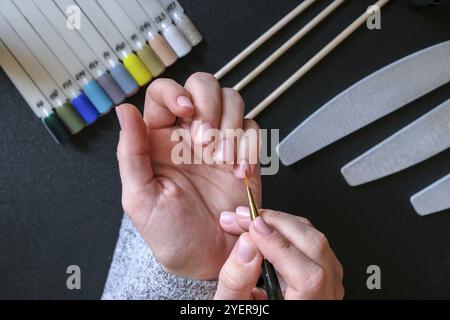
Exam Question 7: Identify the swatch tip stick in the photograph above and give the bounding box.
[75,0,153,86]
[0,10,87,134]
[215,0,318,80]
[0,40,71,144]
[97,0,165,77]
[245,0,391,119]
[55,0,139,97]
[138,0,192,58]
[118,0,178,67]
[33,0,126,106]
[13,0,113,115]
[159,0,203,46]
[244,173,284,300]
[234,0,346,92]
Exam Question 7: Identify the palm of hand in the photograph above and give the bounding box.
[129,127,262,280]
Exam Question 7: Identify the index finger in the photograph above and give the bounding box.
[144,78,195,129]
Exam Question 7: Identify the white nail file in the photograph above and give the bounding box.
[411,174,450,216]
[341,98,450,186]
[277,40,450,166]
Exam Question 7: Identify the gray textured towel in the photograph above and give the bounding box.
[102,215,218,300]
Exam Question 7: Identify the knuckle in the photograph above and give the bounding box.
[219,265,246,293]
[336,284,345,300]
[187,72,217,86]
[223,88,244,108]
[147,78,177,97]
[277,236,293,255]
[310,231,329,255]
[304,265,326,294]
[244,118,260,131]
[146,78,163,95]
[261,209,281,219]
[299,217,313,226]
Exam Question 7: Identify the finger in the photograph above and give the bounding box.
[116,104,157,215]
[219,211,246,235]
[214,233,263,300]
[259,210,334,266]
[258,210,343,299]
[234,119,260,179]
[185,72,222,145]
[144,78,194,129]
[214,88,244,164]
[220,88,244,131]
[235,206,252,230]
[249,217,327,299]
[234,207,313,233]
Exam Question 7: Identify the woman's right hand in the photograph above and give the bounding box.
[214,208,345,300]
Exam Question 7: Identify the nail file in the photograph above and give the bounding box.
[158,0,203,46]
[0,2,97,127]
[54,0,138,97]
[117,0,178,67]
[75,0,152,86]
[12,0,113,115]
[97,0,165,77]
[277,40,450,166]
[33,0,126,106]
[0,14,85,136]
[138,0,192,58]
[341,98,450,186]
[411,174,450,216]
[0,40,70,144]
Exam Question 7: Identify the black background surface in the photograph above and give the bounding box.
[0,0,449,299]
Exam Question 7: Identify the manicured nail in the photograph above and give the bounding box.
[177,96,193,109]
[116,107,125,129]
[236,206,250,218]
[253,217,273,235]
[236,160,250,179]
[235,236,257,263]
[195,122,214,144]
[220,211,236,225]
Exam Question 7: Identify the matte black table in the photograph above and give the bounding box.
[0,0,449,299]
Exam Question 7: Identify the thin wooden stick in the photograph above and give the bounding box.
[246,0,390,119]
[234,0,346,92]
[214,0,318,80]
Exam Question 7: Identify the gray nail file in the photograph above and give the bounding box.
[411,174,450,216]
[341,98,450,186]
[277,40,450,166]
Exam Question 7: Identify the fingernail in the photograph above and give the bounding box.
[177,96,193,109]
[236,206,250,218]
[220,211,235,225]
[235,236,257,263]
[116,107,125,130]
[253,217,273,236]
[236,160,250,179]
[195,122,214,144]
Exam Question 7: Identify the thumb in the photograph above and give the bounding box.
[214,233,263,300]
[116,104,156,213]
